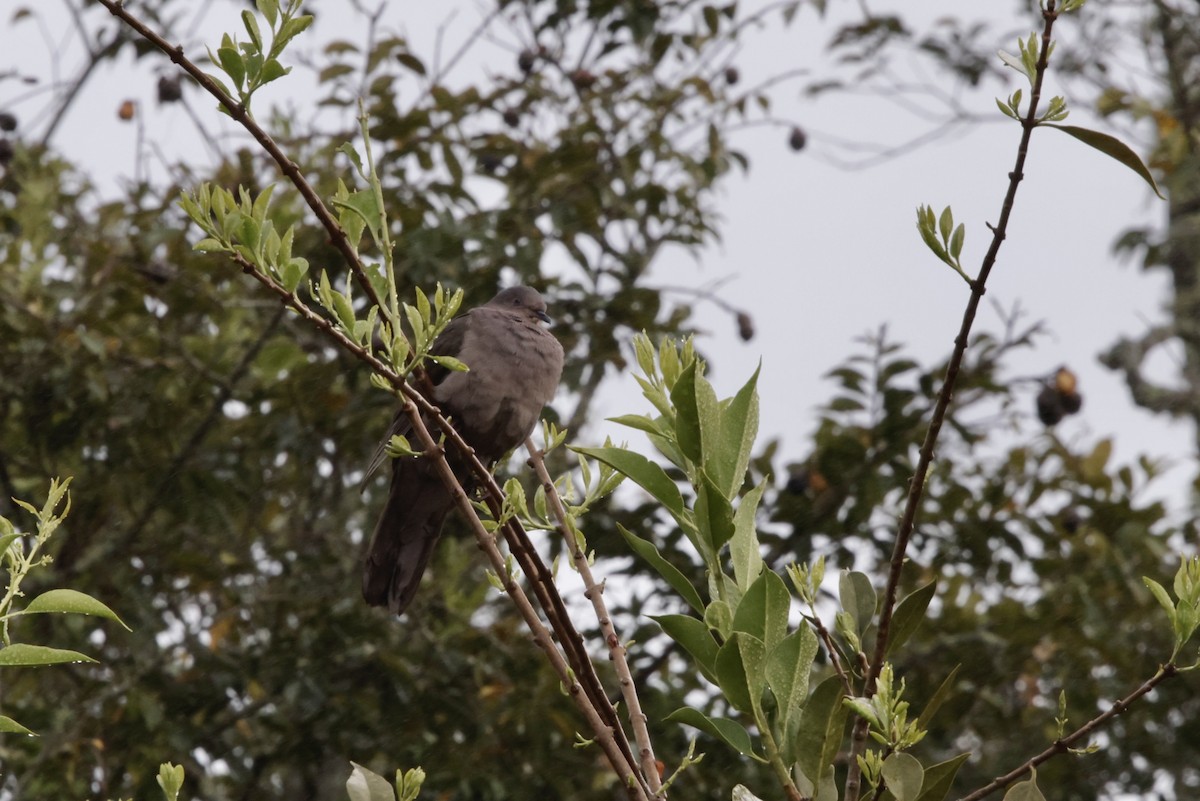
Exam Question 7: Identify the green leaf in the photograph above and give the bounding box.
[428,354,469,372]
[713,364,761,499]
[1043,124,1164,199]
[396,52,427,76]
[914,753,970,801]
[1081,438,1113,482]
[729,481,767,590]
[0,644,97,667]
[0,715,33,735]
[607,413,662,437]
[949,223,965,260]
[716,632,767,715]
[330,289,356,334]
[20,589,131,631]
[404,303,427,350]
[882,752,924,801]
[997,49,1028,80]
[250,182,275,222]
[937,206,952,243]
[887,580,936,654]
[241,9,263,52]
[217,45,246,89]
[157,763,185,801]
[705,599,733,640]
[347,761,397,801]
[666,707,764,761]
[194,237,228,253]
[1002,769,1047,801]
[915,665,961,730]
[259,58,289,86]
[618,525,704,613]
[1144,577,1177,629]
[257,0,279,26]
[793,675,848,785]
[280,257,308,293]
[731,570,791,651]
[766,626,820,753]
[339,142,365,177]
[632,333,657,377]
[277,15,314,48]
[570,446,684,518]
[333,189,383,247]
[840,570,877,635]
[671,362,702,464]
[0,532,21,559]
[695,369,723,480]
[995,96,1019,120]
[695,471,735,559]
[652,614,719,683]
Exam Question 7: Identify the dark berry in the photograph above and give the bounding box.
[1036,386,1063,426]
[157,75,183,104]
[1060,391,1082,415]
[736,311,754,341]
[788,126,807,151]
[569,69,597,90]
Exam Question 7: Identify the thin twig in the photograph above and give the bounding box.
[844,5,1064,801]
[397,404,647,800]
[802,611,854,697]
[526,440,662,796]
[955,663,1180,801]
[93,0,393,326]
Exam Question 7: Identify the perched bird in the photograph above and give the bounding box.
[362,286,564,615]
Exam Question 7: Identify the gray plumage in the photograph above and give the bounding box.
[362,286,564,615]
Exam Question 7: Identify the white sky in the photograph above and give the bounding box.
[3,1,1192,516]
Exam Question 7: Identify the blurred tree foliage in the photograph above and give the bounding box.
[798,0,1200,455]
[0,1,1196,800]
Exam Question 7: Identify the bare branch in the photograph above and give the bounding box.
[526,440,663,796]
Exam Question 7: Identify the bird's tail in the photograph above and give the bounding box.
[362,458,453,615]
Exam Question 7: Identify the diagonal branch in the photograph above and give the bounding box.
[526,440,663,796]
[93,1,654,793]
[955,663,1180,801]
[844,4,1066,800]
[93,0,393,327]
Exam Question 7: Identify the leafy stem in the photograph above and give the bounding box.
[844,3,1065,799]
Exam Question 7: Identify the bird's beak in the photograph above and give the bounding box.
[536,310,553,325]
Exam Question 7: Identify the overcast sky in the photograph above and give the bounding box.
[4,1,1191,515]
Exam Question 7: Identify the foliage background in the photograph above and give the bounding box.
[1,1,1198,799]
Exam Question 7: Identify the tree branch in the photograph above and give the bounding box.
[526,440,663,796]
[955,663,1180,801]
[844,5,1065,800]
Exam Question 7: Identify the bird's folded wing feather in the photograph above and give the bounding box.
[359,311,473,491]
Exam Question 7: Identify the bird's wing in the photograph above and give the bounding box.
[359,310,474,491]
